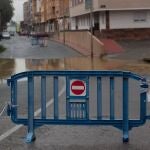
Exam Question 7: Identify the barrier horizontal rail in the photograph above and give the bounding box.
[7,71,148,143]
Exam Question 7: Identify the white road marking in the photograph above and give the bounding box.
[0,85,65,142]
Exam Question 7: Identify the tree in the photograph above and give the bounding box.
[0,0,14,31]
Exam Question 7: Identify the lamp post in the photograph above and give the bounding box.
[85,0,93,57]
[90,4,93,57]
[63,0,65,44]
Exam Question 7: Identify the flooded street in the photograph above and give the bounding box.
[0,56,150,150]
[1,0,150,148]
[0,57,149,82]
[0,36,150,150]
[0,36,150,80]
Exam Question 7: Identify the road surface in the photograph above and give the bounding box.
[0,35,81,59]
[0,35,150,150]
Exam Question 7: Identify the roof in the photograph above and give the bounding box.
[99,0,150,10]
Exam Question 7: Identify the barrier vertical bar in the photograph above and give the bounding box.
[123,77,129,143]
[140,91,146,121]
[41,76,46,119]
[110,77,115,120]
[54,76,58,119]
[86,78,89,119]
[75,103,77,119]
[26,76,35,143]
[97,77,102,119]
[11,80,17,121]
[66,77,69,119]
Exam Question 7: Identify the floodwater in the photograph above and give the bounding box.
[0,57,150,82]
[0,56,149,107]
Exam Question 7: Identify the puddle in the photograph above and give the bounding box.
[0,57,150,83]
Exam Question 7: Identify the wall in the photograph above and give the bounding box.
[52,31,105,57]
[99,12,106,30]
[69,0,100,17]
[70,7,150,30]
[109,10,150,29]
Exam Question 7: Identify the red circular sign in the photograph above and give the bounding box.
[71,80,85,95]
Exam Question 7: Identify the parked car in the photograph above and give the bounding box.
[2,31,11,39]
[9,31,15,36]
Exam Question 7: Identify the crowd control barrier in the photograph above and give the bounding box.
[7,71,149,143]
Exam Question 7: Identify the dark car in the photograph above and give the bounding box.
[9,31,15,36]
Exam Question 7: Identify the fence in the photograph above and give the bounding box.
[7,71,148,143]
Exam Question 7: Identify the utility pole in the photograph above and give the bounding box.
[90,4,93,57]
[63,0,65,44]
[86,0,93,57]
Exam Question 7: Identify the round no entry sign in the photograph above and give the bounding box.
[70,80,86,96]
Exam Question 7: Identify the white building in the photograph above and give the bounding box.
[69,0,150,31]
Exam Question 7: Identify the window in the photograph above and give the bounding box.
[72,0,83,7]
[52,6,55,15]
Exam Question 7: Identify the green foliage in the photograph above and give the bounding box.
[0,0,14,31]
[0,45,6,53]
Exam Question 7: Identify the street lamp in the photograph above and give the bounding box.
[90,4,93,57]
[85,0,93,57]
[63,0,65,44]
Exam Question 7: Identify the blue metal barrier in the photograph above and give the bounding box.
[7,71,148,143]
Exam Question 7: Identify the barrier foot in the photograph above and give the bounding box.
[123,135,129,143]
[26,132,36,143]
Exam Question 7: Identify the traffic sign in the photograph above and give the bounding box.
[70,79,86,96]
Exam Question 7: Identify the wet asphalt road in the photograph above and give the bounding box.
[0,36,150,149]
[0,35,81,59]
[1,75,150,150]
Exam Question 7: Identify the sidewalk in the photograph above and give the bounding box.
[100,39,124,54]
[51,37,124,57]
[116,39,150,61]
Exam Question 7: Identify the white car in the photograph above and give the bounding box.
[2,31,10,39]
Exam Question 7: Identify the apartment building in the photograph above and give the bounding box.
[30,0,41,31]
[45,0,70,32]
[24,2,30,24]
[70,0,150,38]
[23,1,31,32]
[29,0,69,33]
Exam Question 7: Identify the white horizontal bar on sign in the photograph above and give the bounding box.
[72,86,84,90]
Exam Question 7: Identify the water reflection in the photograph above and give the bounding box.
[25,58,127,71]
[0,57,149,83]
[0,59,15,83]
[15,59,26,73]
[26,59,65,70]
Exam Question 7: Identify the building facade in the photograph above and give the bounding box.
[28,0,69,33]
[23,1,30,32]
[45,0,70,32]
[69,0,150,31]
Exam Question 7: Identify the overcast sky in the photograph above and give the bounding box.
[12,0,26,23]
